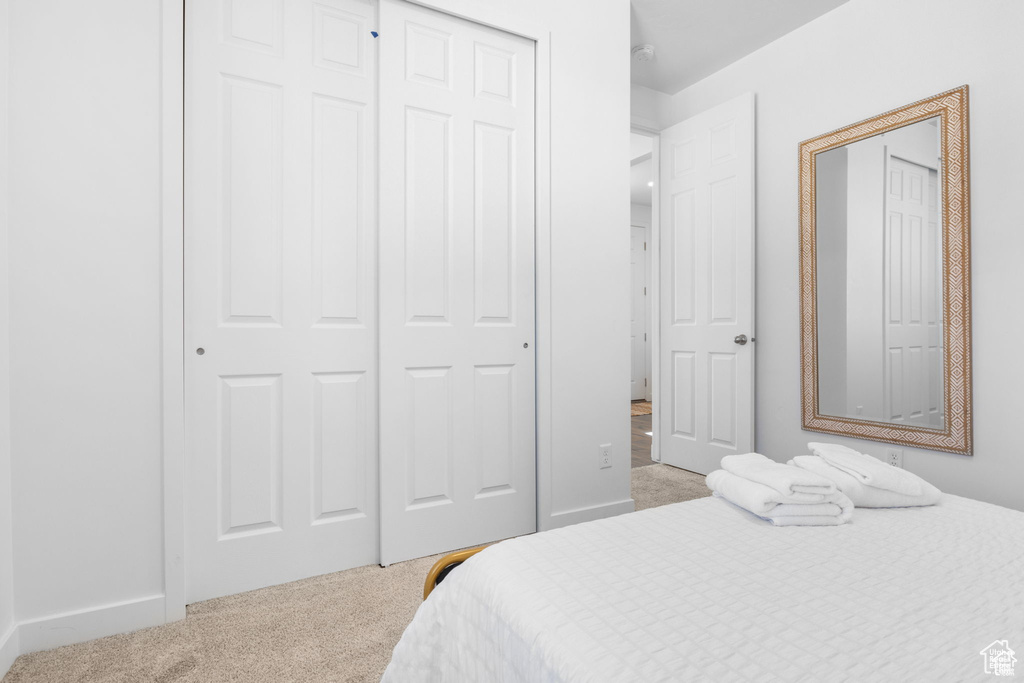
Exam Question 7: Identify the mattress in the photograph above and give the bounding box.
[383,494,1024,682]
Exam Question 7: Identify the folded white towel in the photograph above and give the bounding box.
[721,452,836,502]
[807,442,922,496]
[707,469,853,526]
[788,455,942,508]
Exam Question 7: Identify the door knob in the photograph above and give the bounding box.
[734,334,748,345]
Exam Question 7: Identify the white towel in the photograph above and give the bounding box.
[707,469,853,526]
[720,452,836,502]
[807,442,922,496]
[789,455,942,508]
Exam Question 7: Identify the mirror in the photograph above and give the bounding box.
[799,86,972,455]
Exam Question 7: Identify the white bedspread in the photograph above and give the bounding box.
[383,494,1024,682]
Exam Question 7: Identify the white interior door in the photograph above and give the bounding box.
[658,93,755,475]
[378,0,536,565]
[884,157,943,427]
[631,226,648,400]
[185,0,378,602]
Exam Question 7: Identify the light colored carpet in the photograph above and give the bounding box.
[629,400,653,417]
[3,464,708,683]
[630,463,711,511]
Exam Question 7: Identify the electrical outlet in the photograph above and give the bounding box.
[599,443,612,469]
[884,448,903,468]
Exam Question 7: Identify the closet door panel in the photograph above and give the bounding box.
[378,0,536,566]
[185,0,378,603]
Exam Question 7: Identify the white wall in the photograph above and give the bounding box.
[665,0,1024,511]
[843,138,885,420]
[0,0,630,659]
[630,204,651,226]
[7,0,166,645]
[0,0,18,676]
[527,0,632,524]
[631,83,671,130]
[813,148,847,417]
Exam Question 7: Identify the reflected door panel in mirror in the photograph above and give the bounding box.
[814,117,944,429]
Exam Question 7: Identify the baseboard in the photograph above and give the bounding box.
[17,594,166,655]
[0,622,19,680]
[545,498,636,530]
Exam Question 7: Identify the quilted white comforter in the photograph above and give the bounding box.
[383,494,1024,682]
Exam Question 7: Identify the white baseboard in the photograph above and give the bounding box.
[545,498,636,530]
[17,594,166,655]
[0,622,19,680]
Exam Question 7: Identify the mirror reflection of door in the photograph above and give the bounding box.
[884,156,943,427]
[814,116,944,430]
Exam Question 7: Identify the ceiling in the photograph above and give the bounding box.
[630,0,849,94]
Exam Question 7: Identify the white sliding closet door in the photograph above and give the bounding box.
[378,0,537,565]
[185,0,378,602]
[658,93,755,475]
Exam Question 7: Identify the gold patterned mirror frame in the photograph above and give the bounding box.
[799,85,972,455]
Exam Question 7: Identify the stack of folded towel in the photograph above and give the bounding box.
[787,442,941,508]
[706,453,853,526]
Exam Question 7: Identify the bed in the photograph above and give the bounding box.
[383,494,1024,682]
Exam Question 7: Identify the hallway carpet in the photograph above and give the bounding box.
[3,465,709,683]
[629,400,653,416]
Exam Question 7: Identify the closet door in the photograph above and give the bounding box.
[378,0,537,565]
[185,0,378,602]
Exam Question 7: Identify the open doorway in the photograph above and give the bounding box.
[630,130,655,467]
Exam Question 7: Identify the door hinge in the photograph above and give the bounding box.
[644,287,647,295]
[644,378,648,386]
[644,242,647,250]
[644,333,647,341]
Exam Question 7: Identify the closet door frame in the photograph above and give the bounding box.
[160,0,553,622]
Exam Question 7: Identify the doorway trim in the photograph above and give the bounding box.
[161,0,554,620]
[630,124,661,464]
[160,0,185,623]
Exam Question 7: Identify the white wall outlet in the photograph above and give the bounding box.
[599,443,612,469]
[884,448,903,468]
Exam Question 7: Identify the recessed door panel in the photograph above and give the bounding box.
[223,0,283,55]
[313,95,364,326]
[312,372,367,523]
[672,190,696,325]
[474,364,515,496]
[220,374,283,536]
[405,108,452,324]
[672,351,696,439]
[709,178,737,324]
[475,123,515,325]
[314,4,366,74]
[405,367,454,508]
[222,76,283,325]
[708,353,737,448]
